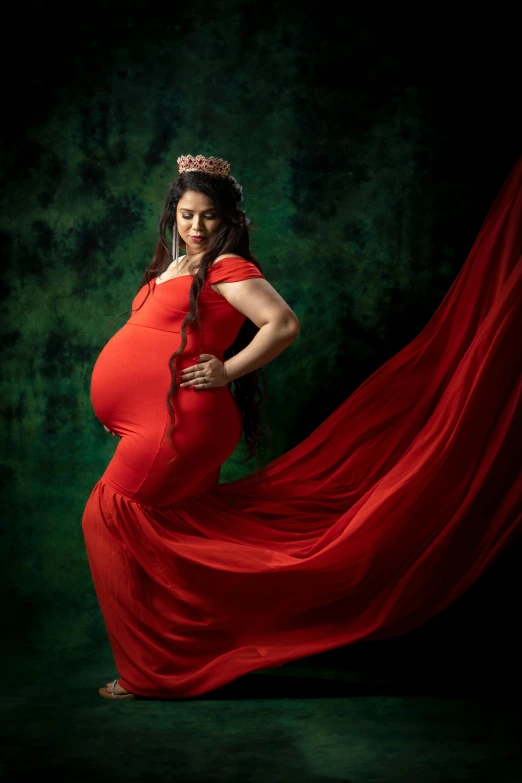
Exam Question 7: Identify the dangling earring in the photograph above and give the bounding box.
[172,221,180,272]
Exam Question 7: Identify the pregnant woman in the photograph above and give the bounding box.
[82,154,522,702]
[83,154,300,698]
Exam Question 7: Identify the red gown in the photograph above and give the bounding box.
[82,159,522,698]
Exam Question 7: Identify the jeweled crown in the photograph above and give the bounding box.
[177,154,230,177]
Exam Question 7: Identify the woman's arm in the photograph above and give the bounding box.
[214,278,300,382]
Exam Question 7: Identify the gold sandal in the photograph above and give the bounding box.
[99,678,135,700]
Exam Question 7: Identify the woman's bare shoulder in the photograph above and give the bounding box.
[211,253,247,265]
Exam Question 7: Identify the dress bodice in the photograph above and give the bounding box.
[127,256,265,351]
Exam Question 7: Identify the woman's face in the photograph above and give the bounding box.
[176,189,221,254]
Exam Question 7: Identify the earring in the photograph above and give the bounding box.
[172,222,180,272]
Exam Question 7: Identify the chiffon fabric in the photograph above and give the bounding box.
[82,158,522,698]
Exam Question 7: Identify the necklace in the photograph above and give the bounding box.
[158,251,203,283]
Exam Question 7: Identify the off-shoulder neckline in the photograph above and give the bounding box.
[154,255,246,286]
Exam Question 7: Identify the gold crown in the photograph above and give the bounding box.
[177,154,230,177]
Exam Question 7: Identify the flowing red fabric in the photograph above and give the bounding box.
[82,158,522,698]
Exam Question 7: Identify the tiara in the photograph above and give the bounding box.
[177,154,230,177]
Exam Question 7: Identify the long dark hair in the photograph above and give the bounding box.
[103,170,270,468]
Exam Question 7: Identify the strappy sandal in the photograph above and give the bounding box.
[99,678,135,700]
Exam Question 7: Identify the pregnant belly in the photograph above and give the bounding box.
[90,323,243,503]
[91,324,177,435]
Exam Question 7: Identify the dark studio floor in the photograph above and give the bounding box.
[1,622,521,783]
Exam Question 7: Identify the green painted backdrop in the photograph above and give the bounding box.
[1,5,520,661]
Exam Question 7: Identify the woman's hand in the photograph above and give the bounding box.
[178,353,230,390]
[103,424,118,437]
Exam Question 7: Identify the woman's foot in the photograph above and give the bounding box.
[106,679,130,696]
[99,678,135,700]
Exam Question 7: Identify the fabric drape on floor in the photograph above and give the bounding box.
[83,157,522,698]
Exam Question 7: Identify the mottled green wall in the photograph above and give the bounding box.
[0,5,519,652]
